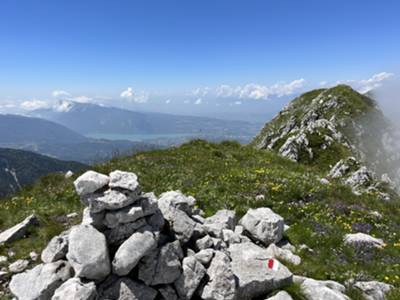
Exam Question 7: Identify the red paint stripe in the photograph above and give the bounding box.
[268,259,274,269]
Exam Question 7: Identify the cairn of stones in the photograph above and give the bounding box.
[9,170,298,300]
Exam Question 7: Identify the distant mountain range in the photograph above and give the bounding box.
[0,114,157,163]
[0,148,87,198]
[31,101,261,141]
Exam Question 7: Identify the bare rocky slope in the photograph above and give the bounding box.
[252,85,400,198]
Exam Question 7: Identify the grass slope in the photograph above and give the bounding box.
[0,140,399,299]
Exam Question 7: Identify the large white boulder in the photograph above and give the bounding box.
[112,230,157,276]
[41,230,69,263]
[52,278,97,300]
[228,242,293,299]
[353,281,393,300]
[240,208,284,245]
[109,170,140,192]
[200,251,237,300]
[74,171,109,196]
[66,225,110,280]
[9,261,73,300]
[175,256,206,300]
[0,214,39,245]
[344,233,385,249]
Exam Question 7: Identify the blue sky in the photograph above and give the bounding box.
[0,0,398,119]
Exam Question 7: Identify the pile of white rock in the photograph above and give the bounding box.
[8,170,298,300]
[7,170,394,300]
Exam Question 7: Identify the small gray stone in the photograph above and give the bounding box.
[74,170,109,196]
[196,235,214,250]
[104,196,157,228]
[84,189,141,213]
[101,277,157,300]
[344,233,385,249]
[105,218,147,245]
[29,251,39,261]
[265,291,293,300]
[354,281,393,300]
[9,259,29,274]
[67,225,110,280]
[138,241,183,285]
[300,278,350,300]
[41,230,69,263]
[52,278,97,300]
[158,191,196,216]
[0,256,8,264]
[194,249,214,265]
[240,207,284,245]
[203,209,237,238]
[200,251,237,300]
[175,256,206,300]
[113,231,157,276]
[265,244,301,266]
[0,214,39,245]
[81,207,105,229]
[109,170,140,192]
[9,260,73,300]
[159,285,179,300]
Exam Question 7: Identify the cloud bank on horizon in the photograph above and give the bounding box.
[0,72,395,115]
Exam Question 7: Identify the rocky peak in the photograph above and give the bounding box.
[252,85,399,198]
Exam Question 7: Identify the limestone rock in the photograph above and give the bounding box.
[9,259,29,274]
[203,209,237,238]
[240,208,284,245]
[158,285,179,300]
[113,230,156,276]
[104,196,157,228]
[196,235,214,250]
[41,230,69,263]
[74,170,109,196]
[265,291,293,300]
[105,218,147,245]
[344,233,385,249]
[9,260,72,300]
[354,281,393,300]
[138,240,183,285]
[175,256,206,300]
[83,189,140,213]
[52,278,97,300]
[265,244,301,266]
[229,242,293,299]
[0,214,39,245]
[194,249,214,265]
[158,190,196,216]
[100,277,157,300]
[109,170,140,192]
[200,251,237,300]
[299,278,350,300]
[67,225,110,280]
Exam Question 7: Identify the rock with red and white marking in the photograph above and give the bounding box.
[228,242,293,300]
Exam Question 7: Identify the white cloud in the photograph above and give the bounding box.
[192,87,210,97]
[20,99,49,110]
[214,78,306,100]
[52,90,70,98]
[195,98,202,105]
[348,72,394,94]
[120,87,148,103]
[165,99,171,104]
[71,96,92,103]
[234,101,242,105]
